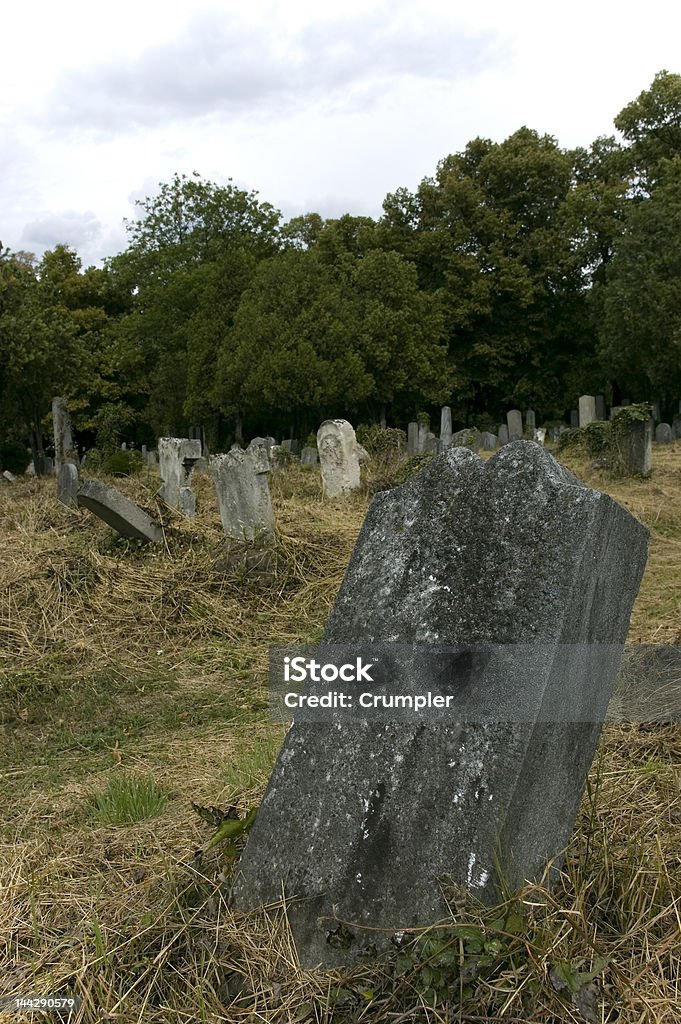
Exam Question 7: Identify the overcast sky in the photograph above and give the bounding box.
[2,0,679,268]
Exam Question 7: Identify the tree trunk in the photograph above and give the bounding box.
[30,411,46,476]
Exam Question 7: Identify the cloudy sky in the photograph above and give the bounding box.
[2,0,679,267]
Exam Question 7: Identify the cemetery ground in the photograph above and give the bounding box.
[1,447,680,1024]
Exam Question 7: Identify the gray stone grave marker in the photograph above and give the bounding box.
[210,444,275,542]
[506,409,523,438]
[233,443,648,967]
[317,420,361,498]
[440,407,452,450]
[407,422,419,456]
[655,423,673,444]
[578,395,596,427]
[77,480,163,543]
[158,438,202,516]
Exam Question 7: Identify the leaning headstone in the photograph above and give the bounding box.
[407,422,419,456]
[440,407,453,450]
[498,424,509,445]
[300,446,318,466]
[525,409,536,433]
[317,420,361,498]
[52,397,79,475]
[479,431,497,451]
[158,438,202,516]
[655,423,673,444]
[672,416,681,440]
[77,480,163,543]
[57,463,79,508]
[506,409,523,438]
[578,395,596,427]
[595,395,606,421]
[570,410,579,428]
[233,443,648,967]
[2,470,16,483]
[210,447,274,543]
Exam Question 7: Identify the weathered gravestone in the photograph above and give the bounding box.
[440,407,453,450]
[317,420,361,498]
[417,421,428,454]
[158,438,202,516]
[595,395,606,421]
[424,432,438,453]
[77,480,163,543]
[655,423,673,444]
[407,422,419,456]
[570,409,579,428]
[578,395,596,427]
[52,397,80,505]
[506,409,523,439]
[452,428,480,449]
[210,442,275,543]
[233,442,648,967]
[498,424,509,445]
[525,409,536,433]
[57,463,79,508]
[673,416,681,440]
[479,431,497,451]
[300,446,318,466]
[613,414,653,476]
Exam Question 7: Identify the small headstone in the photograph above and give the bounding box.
[2,470,16,483]
[300,446,318,466]
[506,409,523,438]
[158,438,202,516]
[452,428,480,449]
[655,423,673,444]
[424,433,438,454]
[57,463,79,508]
[578,395,596,427]
[281,439,294,453]
[407,422,419,456]
[417,422,428,454]
[595,395,606,421]
[534,428,546,445]
[121,442,127,450]
[525,409,536,433]
[570,410,579,428]
[52,397,79,475]
[247,438,272,472]
[440,407,453,450]
[498,424,509,445]
[672,416,681,440]
[77,480,163,543]
[210,447,275,543]
[234,443,648,967]
[317,420,361,498]
[615,416,653,476]
[480,431,497,451]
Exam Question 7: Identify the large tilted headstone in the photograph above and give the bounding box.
[77,480,163,543]
[158,438,202,516]
[52,397,80,506]
[317,420,361,498]
[233,442,648,967]
[210,442,275,543]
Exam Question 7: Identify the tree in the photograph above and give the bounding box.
[615,70,681,194]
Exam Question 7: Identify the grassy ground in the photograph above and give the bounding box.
[0,446,679,1023]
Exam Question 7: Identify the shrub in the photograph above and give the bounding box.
[356,424,407,455]
[102,449,144,476]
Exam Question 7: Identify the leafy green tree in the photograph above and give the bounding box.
[615,70,681,194]
[595,156,681,406]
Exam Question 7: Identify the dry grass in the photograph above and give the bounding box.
[0,445,680,1023]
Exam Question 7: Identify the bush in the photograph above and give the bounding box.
[102,449,144,476]
[582,421,612,456]
[356,424,407,455]
[0,440,29,474]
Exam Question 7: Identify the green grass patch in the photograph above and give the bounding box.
[88,771,169,825]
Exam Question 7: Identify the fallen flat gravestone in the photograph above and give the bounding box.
[232,442,648,967]
[77,480,163,543]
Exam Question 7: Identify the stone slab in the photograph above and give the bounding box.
[77,480,163,543]
[234,443,648,966]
